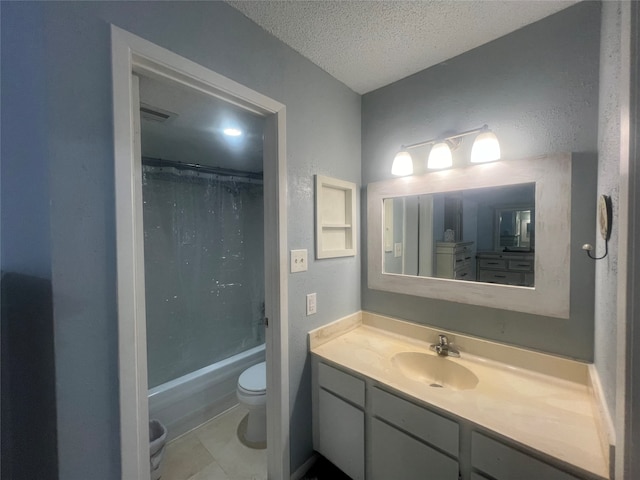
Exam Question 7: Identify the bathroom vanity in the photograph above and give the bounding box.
[435,241,474,280]
[310,312,609,480]
[476,251,535,286]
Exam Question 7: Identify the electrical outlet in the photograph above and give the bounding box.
[306,293,317,315]
[394,242,403,257]
[290,249,308,273]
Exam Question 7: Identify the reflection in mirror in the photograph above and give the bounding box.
[383,183,535,287]
[496,207,534,250]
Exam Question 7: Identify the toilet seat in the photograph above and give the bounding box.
[238,361,266,394]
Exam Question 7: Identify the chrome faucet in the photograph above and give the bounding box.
[430,334,460,357]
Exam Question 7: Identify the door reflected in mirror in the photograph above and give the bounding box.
[382,183,535,287]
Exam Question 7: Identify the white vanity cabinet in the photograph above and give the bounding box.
[370,387,459,480]
[313,359,459,480]
[435,241,474,280]
[315,362,365,480]
[312,356,600,480]
[471,432,582,480]
[476,252,535,286]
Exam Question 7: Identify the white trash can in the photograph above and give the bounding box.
[149,420,168,480]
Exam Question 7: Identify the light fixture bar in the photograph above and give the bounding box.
[402,125,488,150]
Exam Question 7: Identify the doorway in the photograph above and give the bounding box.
[112,26,289,480]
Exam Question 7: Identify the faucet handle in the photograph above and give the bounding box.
[430,334,460,357]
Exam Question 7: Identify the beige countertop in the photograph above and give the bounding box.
[310,312,609,480]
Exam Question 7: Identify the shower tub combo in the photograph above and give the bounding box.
[148,343,265,441]
[142,159,266,441]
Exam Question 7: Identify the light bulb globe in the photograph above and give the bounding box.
[391,150,413,176]
[427,142,453,169]
[471,130,501,163]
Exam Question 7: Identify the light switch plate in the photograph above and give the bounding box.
[291,249,308,273]
[394,242,402,257]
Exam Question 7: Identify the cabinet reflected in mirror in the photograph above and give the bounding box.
[382,183,535,287]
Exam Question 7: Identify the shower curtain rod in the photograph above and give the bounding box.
[142,157,263,182]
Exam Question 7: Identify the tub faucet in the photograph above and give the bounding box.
[430,334,460,357]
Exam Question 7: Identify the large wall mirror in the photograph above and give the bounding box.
[368,153,571,318]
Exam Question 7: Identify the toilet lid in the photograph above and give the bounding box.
[238,361,266,392]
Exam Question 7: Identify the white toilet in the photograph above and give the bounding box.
[236,361,267,445]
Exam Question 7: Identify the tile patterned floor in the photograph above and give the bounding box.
[160,405,267,480]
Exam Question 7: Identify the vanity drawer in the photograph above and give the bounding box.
[455,266,472,281]
[455,250,472,262]
[471,432,581,480]
[478,270,522,285]
[371,387,458,456]
[318,362,365,407]
[478,258,506,269]
[508,259,533,271]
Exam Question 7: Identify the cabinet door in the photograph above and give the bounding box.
[318,389,365,480]
[371,387,458,457]
[471,432,581,480]
[371,418,458,480]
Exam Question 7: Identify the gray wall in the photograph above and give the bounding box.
[1,2,361,477]
[1,6,51,279]
[361,2,600,361]
[595,1,623,423]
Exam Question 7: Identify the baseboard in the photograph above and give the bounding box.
[587,364,616,478]
[291,453,319,480]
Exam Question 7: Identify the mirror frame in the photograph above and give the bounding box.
[367,153,571,319]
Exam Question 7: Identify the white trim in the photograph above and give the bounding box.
[112,31,149,480]
[615,3,639,479]
[315,175,358,259]
[588,364,616,478]
[367,153,572,319]
[111,25,289,480]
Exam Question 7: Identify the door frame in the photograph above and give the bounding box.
[111,25,289,480]
[616,2,640,479]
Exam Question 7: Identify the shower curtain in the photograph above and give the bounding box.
[142,162,265,389]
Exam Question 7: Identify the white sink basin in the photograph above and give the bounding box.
[391,352,479,391]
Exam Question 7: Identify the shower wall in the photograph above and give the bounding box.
[142,162,265,389]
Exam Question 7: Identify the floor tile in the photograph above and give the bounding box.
[162,431,215,480]
[196,406,267,480]
[186,461,230,480]
[195,405,248,454]
[162,405,267,480]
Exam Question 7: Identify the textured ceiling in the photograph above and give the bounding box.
[227,0,579,94]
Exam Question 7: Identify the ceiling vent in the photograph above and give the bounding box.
[140,103,178,123]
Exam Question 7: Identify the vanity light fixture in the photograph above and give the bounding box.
[391,124,501,175]
[391,150,413,176]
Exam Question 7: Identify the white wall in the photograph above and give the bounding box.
[1,2,361,477]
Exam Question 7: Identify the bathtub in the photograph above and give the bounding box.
[148,344,265,441]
